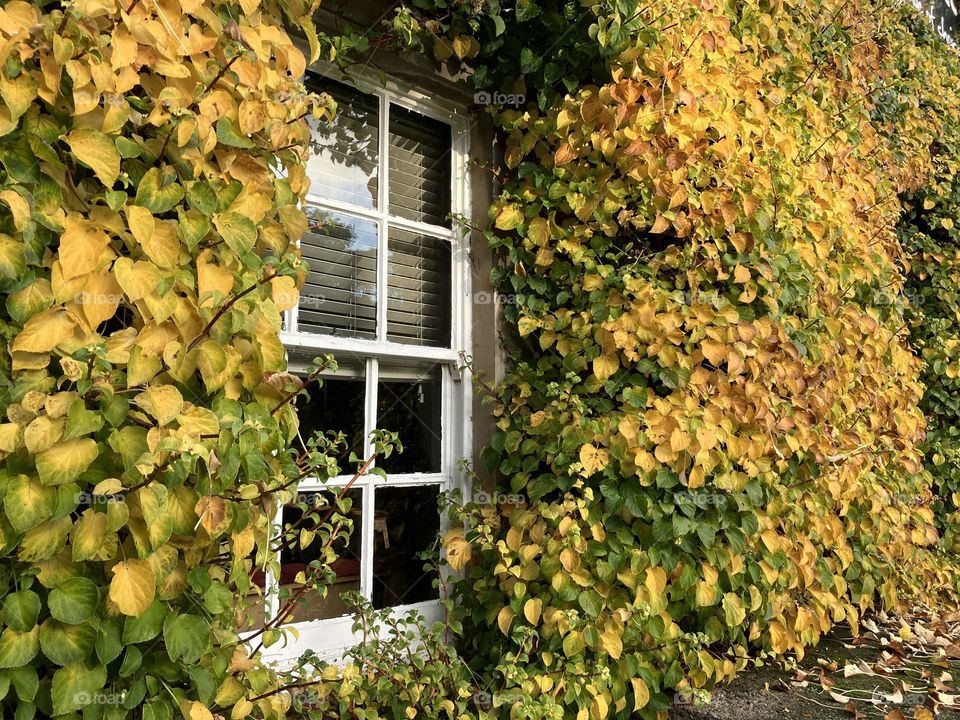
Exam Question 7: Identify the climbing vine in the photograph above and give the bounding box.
[2,0,960,719]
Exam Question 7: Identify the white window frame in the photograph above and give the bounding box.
[260,64,474,665]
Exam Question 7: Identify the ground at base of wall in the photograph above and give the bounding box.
[670,610,960,720]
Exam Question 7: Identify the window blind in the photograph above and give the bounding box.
[388,105,452,226]
[387,227,451,346]
[298,210,378,340]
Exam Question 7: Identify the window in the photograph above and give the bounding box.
[265,70,472,663]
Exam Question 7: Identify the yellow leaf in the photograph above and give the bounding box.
[0,190,30,230]
[135,385,183,427]
[195,495,229,537]
[497,606,515,635]
[36,438,98,485]
[650,214,670,233]
[631,678,650,711]
[495,204,523,231]
[109,559,156,616]
[701,339,727,365]
[58,214,112,280]
[197,250,234,307]
[593,354,619,381]
[645,566,666,597]
[600,629,623,659]
[524,598,542,625]
[444,527,472,571]
[182,701,213,720]
[67,128,121,187]
[270,276,298,311]
[579,443,609,476]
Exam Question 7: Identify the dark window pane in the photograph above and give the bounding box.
[387,228,451,347]
[294,362,365,471]
[306,76,379,209]
[372,485,440,609]
[279,488,363,622]
[376,366,442,474]
[298,209,377,339]
[388,105,451,226]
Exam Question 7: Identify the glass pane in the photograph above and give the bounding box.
[376,366,442,474]
[298,209,377,339]
[279,488,363,623]
[388,105,451,226]
[372,485,440,609]
[294,360,366,472]
[306,76,379,209]
[387,228,451,347]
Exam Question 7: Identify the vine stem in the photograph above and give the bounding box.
[186,272,276,353]
[245,453,376,657]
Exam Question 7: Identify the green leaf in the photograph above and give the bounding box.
[9,666,38,702]
[213,211,258,255]
[121,600,167,644]
[162,613,209,663]
[95,618,122,665]
[4,475,56,533]
[39,619,96,666]
[0,626,39,668]
[63,399,104,440]
[136,168,184,214]
[50,662,106,716]
[3,590,40,632]
[49,577,99,624]
[215,117,255,148]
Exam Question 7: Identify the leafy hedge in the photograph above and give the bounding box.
[0,0,351,718]
[450,0,960,716]
[2,0,960,719]
[897,8,960,554]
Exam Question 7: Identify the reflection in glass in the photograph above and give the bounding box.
[372,485,440,609]
[387,228,451,347]
[298,209,377,339]
[279,488,363,623]
[294,362,365,470]
[388,105,451,226]
[377,366,442,474]
[306,76,379,209]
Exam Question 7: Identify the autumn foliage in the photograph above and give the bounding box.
[0,0,330,717]
[454,0,960,716]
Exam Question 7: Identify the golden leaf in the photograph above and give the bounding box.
[67,128,121,187]
[109,559,156,616]
[592,354,619,381]
[58,215,112,280]
[579,443,609,476]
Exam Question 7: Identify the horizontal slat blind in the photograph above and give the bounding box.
[387,227,451,346]
[388,105,451,226]
[298,209,378,340]
[306,75,379,210]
